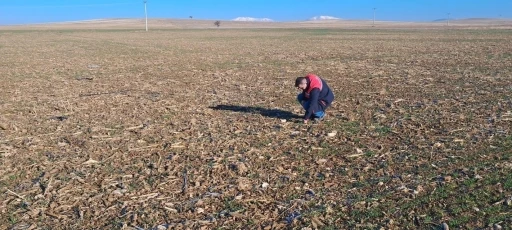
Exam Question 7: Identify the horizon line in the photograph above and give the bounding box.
[2,16,512,26]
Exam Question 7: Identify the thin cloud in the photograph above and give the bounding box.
[2,3,137,9]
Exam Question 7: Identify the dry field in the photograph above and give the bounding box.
[1,24,511,229]
[3,18,512,30]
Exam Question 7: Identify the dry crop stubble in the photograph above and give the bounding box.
[0,28,511,229]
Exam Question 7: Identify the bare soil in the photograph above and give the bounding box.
[0,25,511,229]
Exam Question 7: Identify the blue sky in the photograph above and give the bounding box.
[0,0,510,25]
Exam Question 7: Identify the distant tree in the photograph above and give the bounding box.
[189,16,193,19]
[214,20,221,27]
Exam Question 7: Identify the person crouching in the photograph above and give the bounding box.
[295,74,335,124]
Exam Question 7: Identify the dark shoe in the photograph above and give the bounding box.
[313,114,325,123]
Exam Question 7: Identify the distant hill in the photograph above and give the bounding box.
[461,18,500,21]
[232,17,273,22]
[433,17,511,22]
[309,16,341,21]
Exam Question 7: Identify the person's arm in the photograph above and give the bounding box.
[304,88,320,121]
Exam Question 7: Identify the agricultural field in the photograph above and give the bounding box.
[0,26,511,229]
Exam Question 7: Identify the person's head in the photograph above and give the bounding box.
[295,77,308,90]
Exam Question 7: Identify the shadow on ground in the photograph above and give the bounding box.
[209,105,302,119]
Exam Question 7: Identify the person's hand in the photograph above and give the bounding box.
[303,119,308,124]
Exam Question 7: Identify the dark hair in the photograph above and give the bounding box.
[295,77,306,87]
